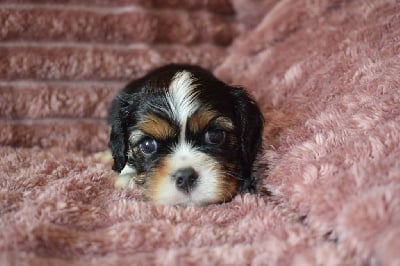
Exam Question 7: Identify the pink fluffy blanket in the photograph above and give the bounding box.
[1,0,400,265]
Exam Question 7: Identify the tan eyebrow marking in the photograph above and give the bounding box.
[188,110,234,134]
[137,114,177,140]
[214,116,234,131]
[188,110,217,134]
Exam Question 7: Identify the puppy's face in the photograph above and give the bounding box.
[108,64,263,206]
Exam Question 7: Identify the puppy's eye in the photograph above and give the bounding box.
[204,130,226,145]
[139,137,158,155]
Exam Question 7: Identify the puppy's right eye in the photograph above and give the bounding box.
[139,137,158,155]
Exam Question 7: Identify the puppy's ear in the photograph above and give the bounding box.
[108,93,131,173]
[230,87,264,192]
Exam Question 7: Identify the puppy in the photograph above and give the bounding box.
[108,64,263,206]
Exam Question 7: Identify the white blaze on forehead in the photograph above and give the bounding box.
[166,71,200,136]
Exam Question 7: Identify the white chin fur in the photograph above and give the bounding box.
[153,143,220,206]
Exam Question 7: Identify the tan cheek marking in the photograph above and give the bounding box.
[135,173,146,186]
[138,114,176,140]
[213,162,238,204]
[188,110,217,133]
[144,158,171,202]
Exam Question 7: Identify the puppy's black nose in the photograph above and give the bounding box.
[174,167,198,193]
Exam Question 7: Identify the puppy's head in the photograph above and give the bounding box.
[108,64,263,206]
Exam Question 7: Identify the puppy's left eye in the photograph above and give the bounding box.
[205,130,226,145]
[139,137,158,155]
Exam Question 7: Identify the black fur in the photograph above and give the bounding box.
[108,64,264,192]
[230,87,264,192]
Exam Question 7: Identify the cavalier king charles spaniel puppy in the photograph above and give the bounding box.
[108,64,263,206]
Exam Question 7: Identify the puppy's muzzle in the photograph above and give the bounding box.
[173,167,199,193]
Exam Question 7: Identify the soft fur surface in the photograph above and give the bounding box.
[1,0,400,265]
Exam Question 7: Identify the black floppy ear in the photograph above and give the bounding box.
[107,94,130,173]
[230,87,264,192]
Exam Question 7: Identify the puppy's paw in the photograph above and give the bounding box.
[94,150,113,163]
[114,165,137,189]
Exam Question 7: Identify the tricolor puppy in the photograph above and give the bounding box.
[108,64,263,206]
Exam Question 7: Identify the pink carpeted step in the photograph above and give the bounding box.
[0,45,227,81]
[0,0,235,15]
[0,82,121,119]
[0,6,237,45]
[0,119,108,152]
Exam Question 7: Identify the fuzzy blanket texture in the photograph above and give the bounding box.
[1,0,400,265]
